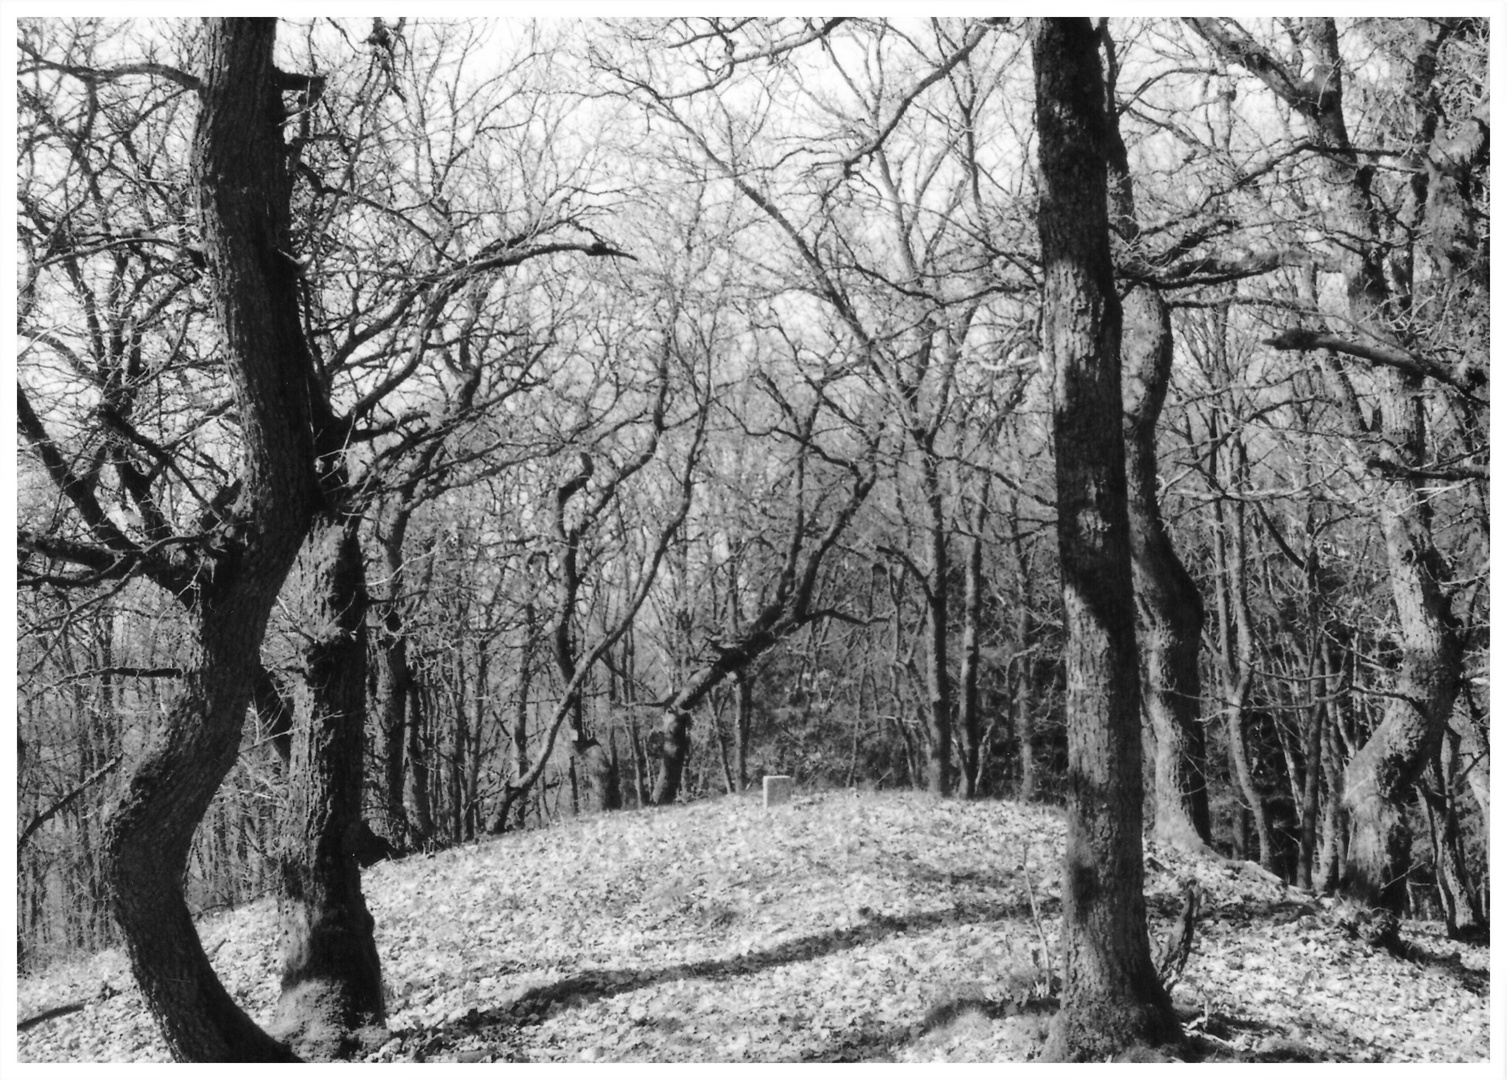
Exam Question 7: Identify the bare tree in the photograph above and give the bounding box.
[1032,17,1179,1061]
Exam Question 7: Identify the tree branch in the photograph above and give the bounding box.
[17,755,123,852]
[1262,327,1481,397]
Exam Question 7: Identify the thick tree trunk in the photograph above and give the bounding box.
[1188,14,1468,917]
[102,17,318,1061]
[270,516,385,1059]
[1339,367,1464,907]
[1033,18,1178,1062]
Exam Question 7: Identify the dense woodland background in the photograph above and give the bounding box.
[16,12,1488,1002]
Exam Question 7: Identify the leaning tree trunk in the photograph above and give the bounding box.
[1188,13,1469,917]
[1102,37,1211,852]
[1120,286,1211,851]
[269,515,385,1059]
[102,17,318,1061]
[1033,18,1178,1062]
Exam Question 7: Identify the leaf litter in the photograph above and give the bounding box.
[15,790,1491,1062]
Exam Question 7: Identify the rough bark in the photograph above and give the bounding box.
[1102,27,1211,852]
[1120,287,1211,851]
[270,516,385,1059]
[1188,14,1468,915]
[1033,17,1179,1062]
[101,17,317,1061]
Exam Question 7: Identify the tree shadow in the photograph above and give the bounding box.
[797,990,1058,1062]
[392,897,1040,1060]
[1394,939,1490,995]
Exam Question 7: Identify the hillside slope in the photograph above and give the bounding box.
[15,790,1491,1062]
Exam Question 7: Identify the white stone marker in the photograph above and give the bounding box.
[763,775,793,808]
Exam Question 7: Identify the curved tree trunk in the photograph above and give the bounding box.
[1033,18,1178,1062]
[1102,32,1211,853]
[1120,286,1212,851]
[102,17,318,1061]
[270,515,385,1059]
[1188,14,1469,916]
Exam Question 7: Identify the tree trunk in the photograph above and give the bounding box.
[957,515,985,798]
[1120,286,1211,851]
[650,709,692,806]
[1209,410,1277,871]
[102,17,319,1061]
[734,672,753,795]
[574,735,620,813]
[1033,18,1178,1062]
[405,678,434,842]
[921,457,952,796]
[1102,31,1211,853]
[1295,630,1326,890]
[1415,731,1482,936]
[270,516,385,1059]
[1007,506,1038,802]
[490,599,537,833]
[1188,14,1468,917]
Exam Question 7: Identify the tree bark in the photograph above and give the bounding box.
[270,515,385,1059]
[102,17,318,1061]
[1101,27,1211,852]
[1033,17,1178,1062]
[1120,286,1212,851]
[1188,14,1467,916]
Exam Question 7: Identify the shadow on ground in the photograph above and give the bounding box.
[384,898,1044,1061]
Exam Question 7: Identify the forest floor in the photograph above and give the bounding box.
[14,790,1493,1063]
